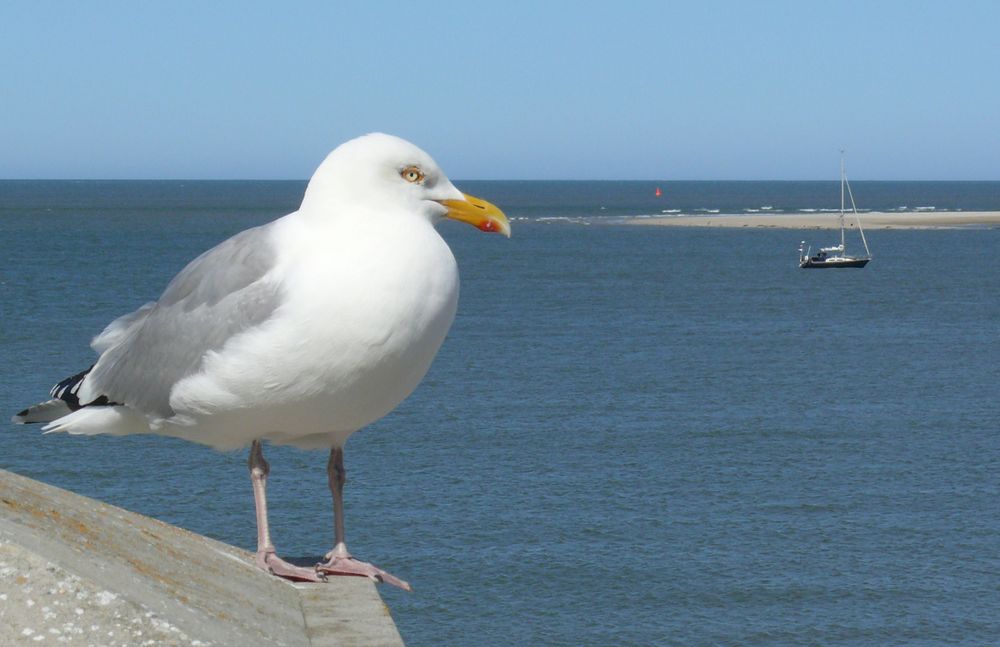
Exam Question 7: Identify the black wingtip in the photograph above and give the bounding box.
[16,409,29,418]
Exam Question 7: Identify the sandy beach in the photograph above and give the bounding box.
[625,211,1000,229]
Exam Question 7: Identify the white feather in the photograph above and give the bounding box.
[42,406,149,436]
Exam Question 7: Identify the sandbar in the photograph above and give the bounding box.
[624,211,1000,229]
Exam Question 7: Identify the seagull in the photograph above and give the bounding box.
[12,133,510,590]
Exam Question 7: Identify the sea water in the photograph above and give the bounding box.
[2,181,999,645]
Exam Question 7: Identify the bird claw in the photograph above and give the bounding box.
[316,555,412,592]
[256,549,326,583]
[254,548,409,590]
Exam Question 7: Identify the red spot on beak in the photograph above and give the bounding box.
[479,220,497,232]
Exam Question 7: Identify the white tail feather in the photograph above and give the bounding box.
[41,406,150,436]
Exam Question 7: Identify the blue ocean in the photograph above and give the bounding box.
[2,180,1000,646]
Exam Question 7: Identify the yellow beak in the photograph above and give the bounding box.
[438,193,511,238]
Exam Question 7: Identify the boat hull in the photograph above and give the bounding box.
[799,257,870,269]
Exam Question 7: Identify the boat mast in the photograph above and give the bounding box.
[839,150,846,251]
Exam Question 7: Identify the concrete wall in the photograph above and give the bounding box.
[0,468,404,646]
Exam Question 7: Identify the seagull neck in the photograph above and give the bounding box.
[296,201,434,232]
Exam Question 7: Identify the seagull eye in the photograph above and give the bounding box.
[401,166,425,184]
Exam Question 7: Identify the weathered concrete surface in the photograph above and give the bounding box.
[0,468,405,646]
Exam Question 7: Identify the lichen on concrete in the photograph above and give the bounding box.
[0,539,210,646]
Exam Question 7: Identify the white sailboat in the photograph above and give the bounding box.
[798,153,872,268]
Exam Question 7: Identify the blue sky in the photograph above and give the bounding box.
[2,1,998,180]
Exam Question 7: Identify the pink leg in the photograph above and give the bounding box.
[249,440,323,582]
[316,446,411,591]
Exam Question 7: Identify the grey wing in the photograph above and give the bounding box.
[83,224,284,418]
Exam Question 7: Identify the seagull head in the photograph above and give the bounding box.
[300,133,510,237]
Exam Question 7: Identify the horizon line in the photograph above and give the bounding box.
[4,177,1000,183]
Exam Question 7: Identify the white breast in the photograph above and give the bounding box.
[166,211,459,449]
